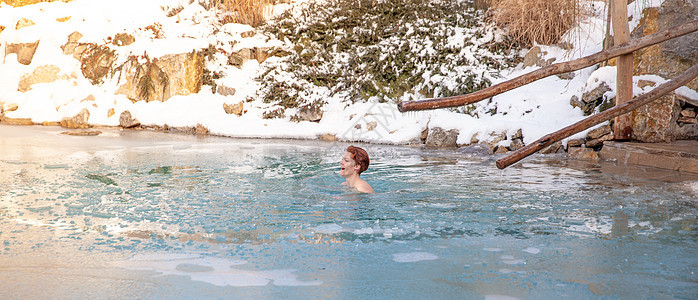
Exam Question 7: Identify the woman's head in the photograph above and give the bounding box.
[345,146,369,174]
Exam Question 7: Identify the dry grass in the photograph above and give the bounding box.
[221,0,273,27]
[1,0,70,7]
[489,0,586,47]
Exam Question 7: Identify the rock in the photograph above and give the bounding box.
[18,65,61,92]
[568,147,599,162]
[1,117,33,125]
[425,127,459,148]
[60,108,90,129]
[16,18,35,30]
[115,52,204,102]
[5,41,40,65]
[0,25,5,37]
[637,79,657,89]
[216,85,236,96]
[241,30,255,38]
[420,127,429,143]
[319,133,338,142]
[228,53,244,67]
[678,116,698,124]
[539,141,562,154]
[681,108,696,118]
[119,110,140,128]
[366,121,377,131]
[223,102,243,116]
[632,0,698,91]
[494,146,509,154]
[522,46,554,68]
[42,121,60,126]
[567,138,585,148]
[631,93,681,142]
[238,48,255,60]
[107,108,115,118]
[508,139,524,151]
[195,124,209,135]
[570,95,584,109]
[254,47,271,63]
[60,129,102,136]
[512,129,523,141]
[482,132,506,152]
[557,72,575,80]
[56,16,71,22]
[113,33,135,46]
[80,44,116,85]
[582,81,612,106]
[586,124,611,140]
[296,104,323,122]
[61,31,83,55]
[585,133,613,148]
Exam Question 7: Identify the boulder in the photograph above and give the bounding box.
[631,93,680,142]
[1,117,33,125]
[296,104,323,122]
[586,124,611,140]
[482,132,506,152]
[366,121,378,131]
[425,127,459,148]
[15,18,35,30]
[113,33,135,46]
[567,138,585,148]
[195,124,209,135]
[119,110,140,128]
[223,102,243,116]
[540,141,562,154]
[60,108,90,129]
[508,138,524,151]
[579,81,612,114]
[568,147,599,162]
[61,31,83,55]
[5,41,40,65]
[18,65,61,92]
[632,0,698,91]
[319,133,338,142]
[585,133,613,148]
[216,85,236,96]
[115,52,204,102]
[522,46,554,68]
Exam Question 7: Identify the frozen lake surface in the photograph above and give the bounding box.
[1,125,697,298]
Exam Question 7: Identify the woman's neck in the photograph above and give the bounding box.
[344,174,361,187]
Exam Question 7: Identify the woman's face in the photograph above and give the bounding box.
[339,151,358,177]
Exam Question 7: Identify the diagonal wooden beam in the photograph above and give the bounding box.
[397,19,698,112]
[495,63,698,170]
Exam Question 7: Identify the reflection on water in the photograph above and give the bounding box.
[0,125,697,298]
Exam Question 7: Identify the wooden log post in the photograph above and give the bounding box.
[495,63,698,170]
[612,0,633,140]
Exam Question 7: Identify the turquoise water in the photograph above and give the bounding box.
[1,125,697,298]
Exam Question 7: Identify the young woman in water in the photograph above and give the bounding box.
[340,145,375,193]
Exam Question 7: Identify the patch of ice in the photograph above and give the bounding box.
[484,248,502,252]
[392,252,438,263]
[315,223,343,234]
[521,247,540,254]
[115,253,322,287]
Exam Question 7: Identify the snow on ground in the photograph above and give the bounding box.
[0,0,666,146]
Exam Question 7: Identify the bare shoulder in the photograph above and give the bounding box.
[356,180,375,194]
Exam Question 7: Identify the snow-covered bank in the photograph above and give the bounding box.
[0,0,669,147]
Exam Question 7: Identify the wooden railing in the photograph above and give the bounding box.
[396,16,698,169]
